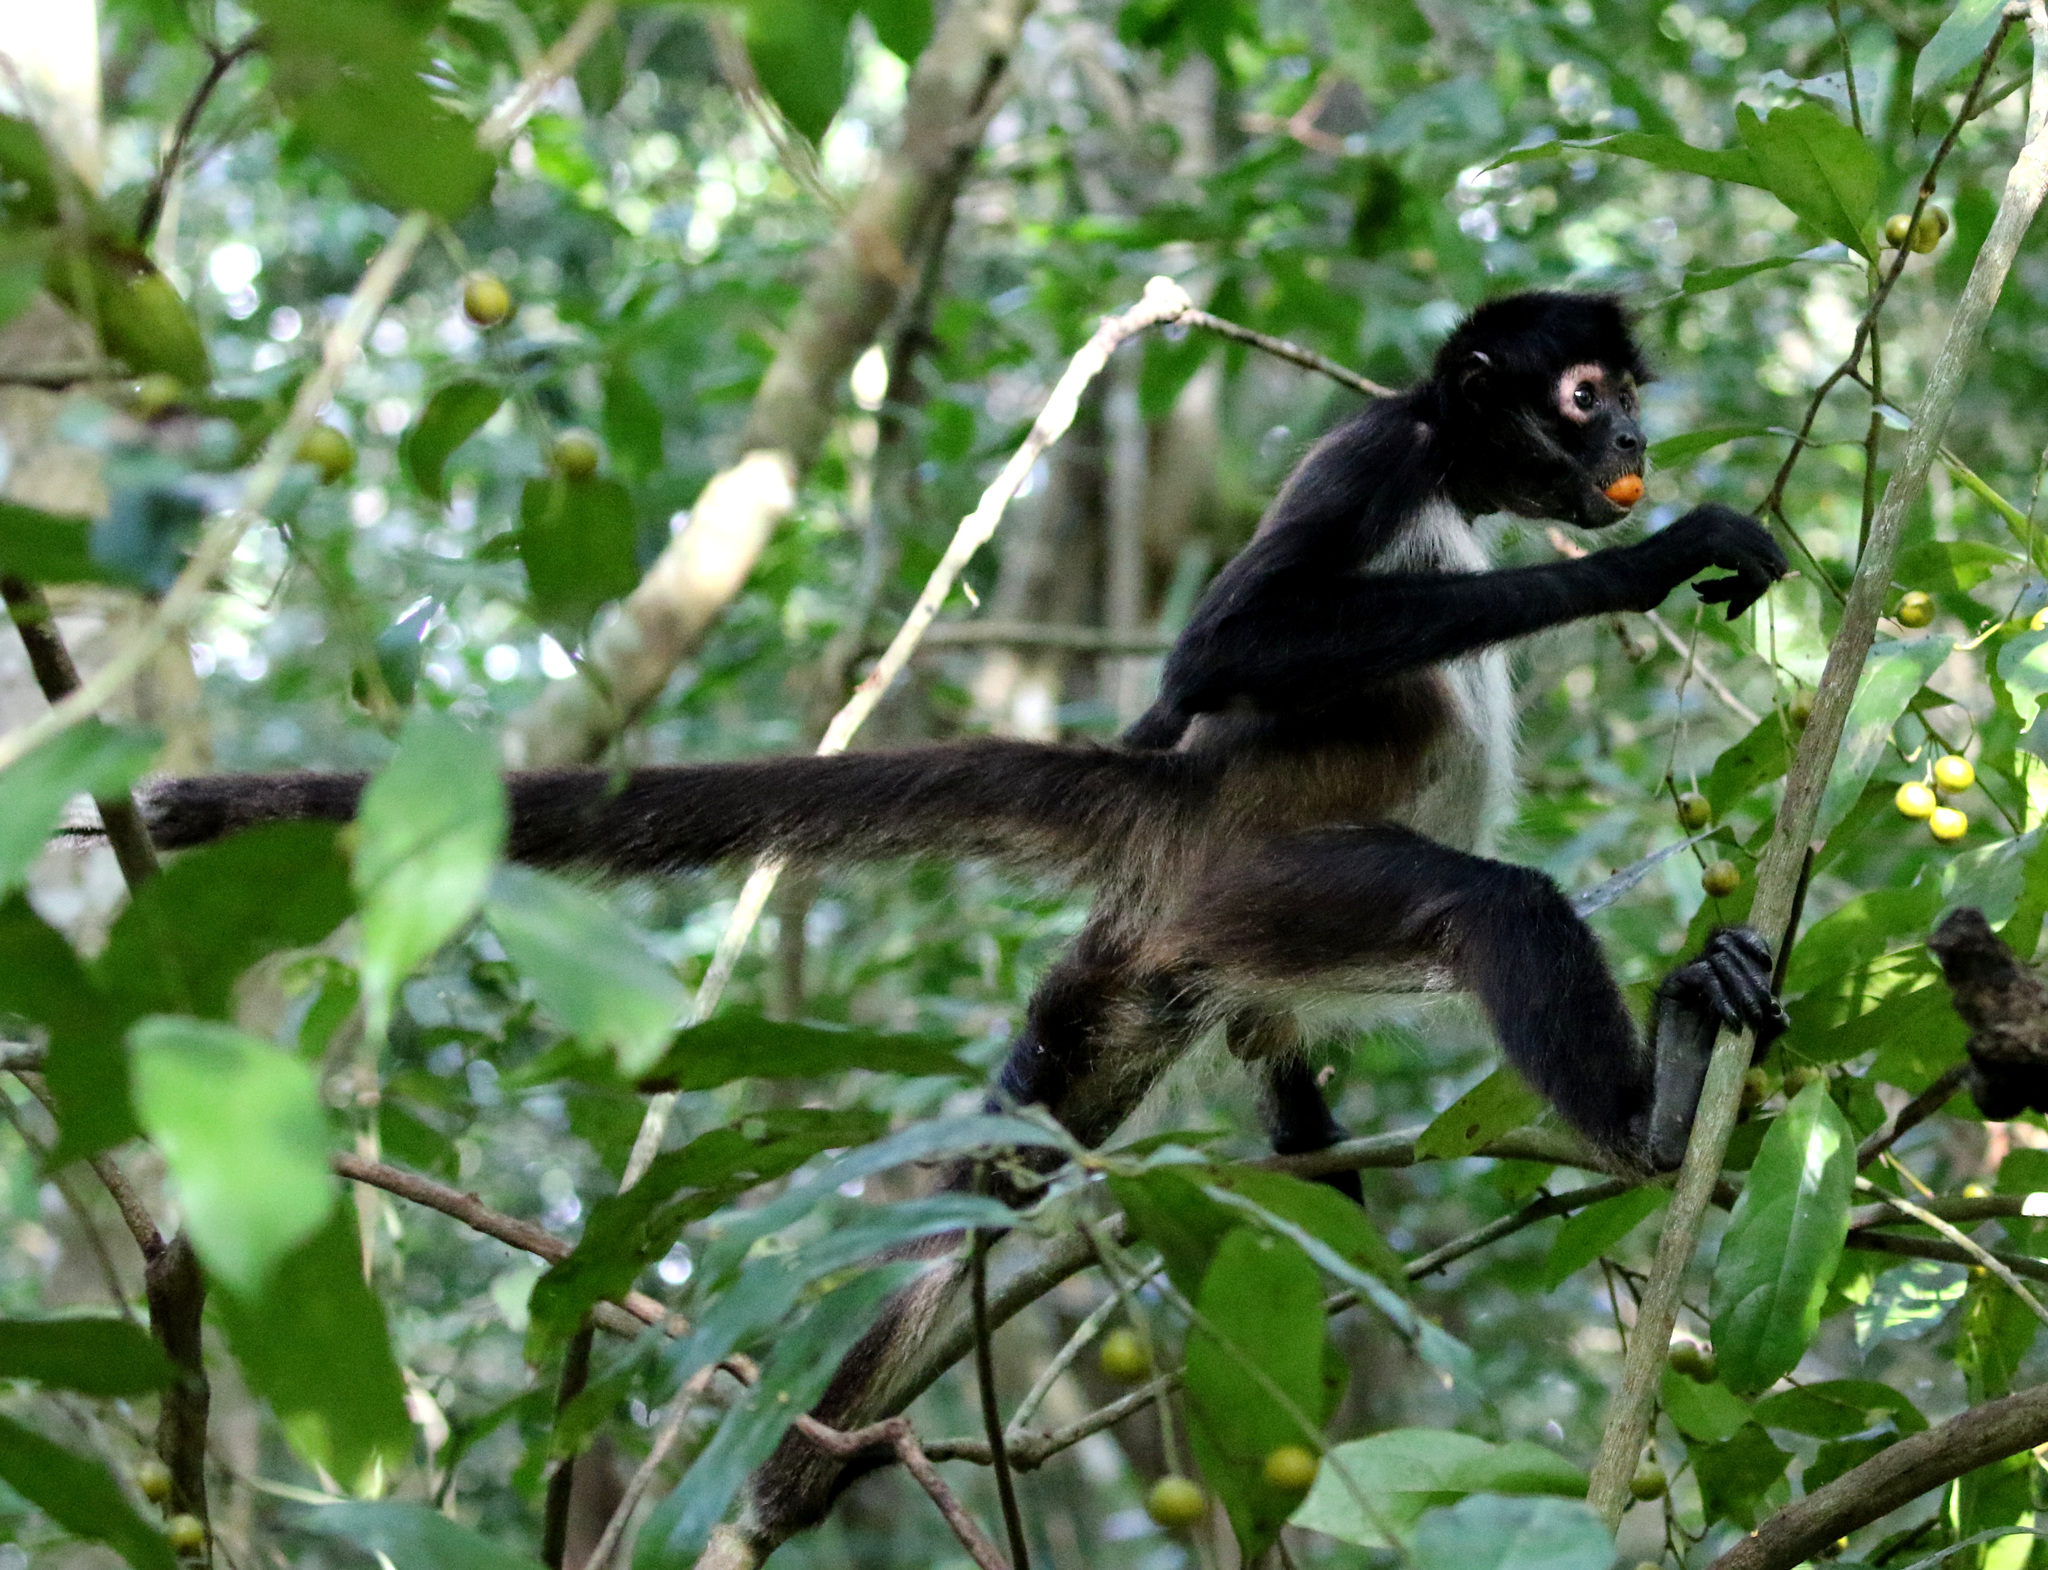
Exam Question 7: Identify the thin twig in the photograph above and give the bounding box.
[1177,308,1391,398]
[13,1070,162,1256]
[582,1360,729,1570]
[136,34,259,244]
[796,1415,1013,1570]
[1857,1063,1972,1167]
[1405,1178,1635,1279]
[0,1091,134,1316]
[541,1325,597,1568]
[1006,1292,1120,1435]
[971,1227,1031,1570]
[930,1373,1182,1467]
[1855,1177,2048,1326]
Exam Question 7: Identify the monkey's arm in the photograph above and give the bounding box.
[1160,503,1786,717]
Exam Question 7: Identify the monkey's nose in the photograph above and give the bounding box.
[1613,427,1641,454]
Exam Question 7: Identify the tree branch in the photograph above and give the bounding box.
[135,33,259,245]
[1588,4,2048,1519]
[1711,1380,2048,1570]
[796,1415,1013,1570]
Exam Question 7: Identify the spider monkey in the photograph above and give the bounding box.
[135,290,1790,1552]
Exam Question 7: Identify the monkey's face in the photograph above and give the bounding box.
[1541,360,1646,529]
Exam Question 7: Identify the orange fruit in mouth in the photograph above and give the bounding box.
[1604,473,1645,506]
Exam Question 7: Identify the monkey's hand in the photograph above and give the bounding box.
[1657,926,1788,1044]
[1633,504,1790,620]
[1639,927,1789,1171]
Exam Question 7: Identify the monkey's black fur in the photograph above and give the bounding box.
[133,291,1792,1555]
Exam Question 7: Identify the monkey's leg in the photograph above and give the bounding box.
[1226,1013,1364,1203]
[1167,824,1783,1173]
[738,933,1206,1555]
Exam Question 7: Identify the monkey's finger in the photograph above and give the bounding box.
[1686,966,1742,1029]
[1715,927,1773,969]
[1693,574,1742,603]
[1713,955,1779,1028]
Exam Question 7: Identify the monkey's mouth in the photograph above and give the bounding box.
[1582,464,1645,524]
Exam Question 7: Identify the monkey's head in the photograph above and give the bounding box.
[1431,291,1651,529]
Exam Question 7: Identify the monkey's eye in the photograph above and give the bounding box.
[1573,383,1597,411]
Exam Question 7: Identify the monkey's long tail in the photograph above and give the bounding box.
[137,739,1208,882]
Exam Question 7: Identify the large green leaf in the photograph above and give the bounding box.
[401,380,504,500]
[525,1109,879,1352]
[1735,102,1880,258]
[1539,1186,1668,1290]
[0,1413,175,1570]
[250,0,496,218]
[1293,1430,1586,1548]
[129,1016,335,1298]
[1649,424,1775,468]
[1416,1066,1545,1160]
[1692,1422,1792,1528]
[1109,1166,1240,1298]
[859,0,931,57]
[486,865,686,1075]
[0,721,158,897]
[1410,1495,1614,1570]
[743,0,855,141]
[517,475,641,634]
[211,1205,413,1490]
[1660,1369,1752,1443]
[299,1502,544,1569]
[1998,630,2048,729]
[1710,1080,1855,1393]
[1816,638,1953,837]
[1490,130,1762,185]
[0,1316,174,1395]
[99,823,354,1019]
[635,1267,915,1569]
[1752,1379,1925,1438]
[1186,1227,1331,1561]
[0,501,119,586]
[1915,0,2007,100]
[0,895,132,1163]
[1202,1167,1406,1291]
[637,1012,971,1092]
[353,710,506,1041]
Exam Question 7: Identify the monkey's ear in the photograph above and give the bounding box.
[1458,350,1493,396]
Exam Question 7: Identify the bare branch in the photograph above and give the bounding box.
[1857,1063,1972,1167]
[796,1416,1013,1570]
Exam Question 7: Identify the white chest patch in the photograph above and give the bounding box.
[1373,502,1519,854]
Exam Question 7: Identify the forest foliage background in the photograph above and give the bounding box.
[8,0,2048,1567]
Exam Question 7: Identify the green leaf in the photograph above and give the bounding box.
[1492,130,1762,185]
[1915,0,2006,100]
[1411,1495,1615,1570]
[1897,539,2022,594]
[1416,1066,1545,1161]
[1855,1258,1968,1345]
[300,1502,541,1568]
[0,896,132,1163]
[601,361,664,480]
[525,1110,875,1352]
[1680,255,1817,296]
[353,710,506,1041]
[1660,1370,1752,1443]
[1108,1167,1239,1298]
[1705,712,1792,816]
[99,823,354,1019]
[1202,1167,1406,1291]
[636,1267,914,1568]
[0,501,119,585]
[67,256,211,386]
[1648,424,1775,468]
[1784,884,1946,995]
[1736,102,1881,258]
[637,1012,971,1092]
[129,1016,334,1297]
[0,722,158,897]
[211,1205,413,1491]
[517,475,641,634]
[1692,1422,1792,1529]
[1540,1186,1668,1290]
[401,381,503,501]
[0,1412,175,1570]
[1294,1430,1586,1548]
[1817,638,1953,837]
[1753,1379,1926,1438]
[1186,1227,1330,1562]
[859,0,931,56]
[0,1316,173,1395]
[486,866,685,1075]
[1710,1080,1855,1393]
[250,0,496,218]
[742,0,853,142]
[1999,630,2048,729]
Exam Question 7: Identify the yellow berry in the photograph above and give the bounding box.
[1785,1065,1824,1096]
[131,373,186,418]
[1147,1474,1207,1529]
[1787,690,1813,728]
[461,271,513,328]
[1631,1463,1668,1500]
[1930,806,1970,843]
[1263,1444,1319,1492]
[1098,1327,1150,1383]
[1884,213,1913,248]
[1895,781,1937,820]
[297,424,355,484]
[1739,1066,1773,1112]
[166,1514,206,1555]
[1896,590,1934,628]
[551,429,601,479]
[1933,754,1975,794]
[1910,208,1949,253]
[135,1458,173,1504]
[1668,1341,1716,1381]
[1702,859,1741,899]
[1676,791,1712,831]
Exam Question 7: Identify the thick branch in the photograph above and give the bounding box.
[1589,7,2048,1519]
[1711,1381,2048,1570]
